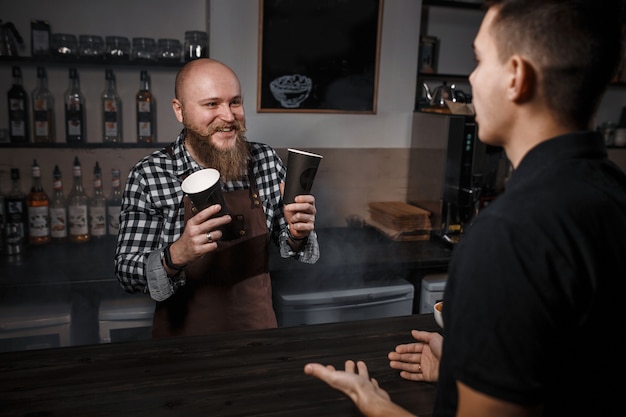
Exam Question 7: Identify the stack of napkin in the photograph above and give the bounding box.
[366,201,432,241]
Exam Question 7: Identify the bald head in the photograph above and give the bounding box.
[174,58,241,102]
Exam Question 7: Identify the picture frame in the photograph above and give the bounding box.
[257,0,383,114]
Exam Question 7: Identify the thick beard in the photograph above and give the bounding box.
[184,124,250,182]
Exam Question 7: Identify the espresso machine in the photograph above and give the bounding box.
[406,112,509,244]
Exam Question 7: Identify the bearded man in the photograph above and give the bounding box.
[114,58,320,336]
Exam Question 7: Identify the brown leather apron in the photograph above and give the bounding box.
[152,164,278,337]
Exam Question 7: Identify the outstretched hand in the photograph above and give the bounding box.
[304,360,416,417]
[388,330,443,382]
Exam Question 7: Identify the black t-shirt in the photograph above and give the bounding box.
[433,131,626,416]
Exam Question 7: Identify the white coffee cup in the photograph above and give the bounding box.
[433,301,444,328]
[181,168,228,216]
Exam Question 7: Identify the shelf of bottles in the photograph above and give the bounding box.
[1,157,124,254]
[4,63,159,148]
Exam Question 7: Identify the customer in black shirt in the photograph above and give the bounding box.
[305,1,626,416]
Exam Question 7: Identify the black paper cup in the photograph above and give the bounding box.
[283,148,323,204]
[182,168,229,216]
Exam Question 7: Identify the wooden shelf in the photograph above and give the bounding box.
[0,55,182,70]
[419,72,471,82]
[0,142,165,149]
[423,0,484,10]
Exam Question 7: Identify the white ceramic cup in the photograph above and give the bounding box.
[433,301,444,328]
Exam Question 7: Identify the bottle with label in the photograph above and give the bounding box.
[50,164,68,241]
[7,66,30,143]
[106,168,123,236]
[32,66,56,143]
[89,161,107,239]
[136,70,156,143]
[102,69,123,142]
[26,159,51,245]
[67,157,90,242]
[4,168,27,254]
[64,68,86,143]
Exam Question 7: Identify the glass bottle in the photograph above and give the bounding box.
[4,168,27,252]
[102,69,123,143]
[32,66,56,143]
[89,161,107,239]
[50,164,68,241]
[26,159,51,245]
[106,168,123,236]
[67,156,90,242]
[7,66,30,143]
[136,70,156,143]
[64,67,86,143]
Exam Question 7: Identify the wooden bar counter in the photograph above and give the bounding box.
[0,314,440,417]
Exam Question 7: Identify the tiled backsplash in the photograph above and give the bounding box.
[2,147,625,229]
[0,147,413,228]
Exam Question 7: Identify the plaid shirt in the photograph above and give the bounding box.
[114,131,320,295]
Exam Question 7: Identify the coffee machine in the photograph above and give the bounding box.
[406,112,509,244]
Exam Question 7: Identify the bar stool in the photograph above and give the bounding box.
[98,295,155,343]
[0,303,72,353]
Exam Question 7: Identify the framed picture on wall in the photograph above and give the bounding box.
[257,0,383,114]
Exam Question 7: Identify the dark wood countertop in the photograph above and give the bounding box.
[0,313,440,417]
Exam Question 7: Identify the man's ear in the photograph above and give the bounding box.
[172,98,184,123]
[508,55,536,102]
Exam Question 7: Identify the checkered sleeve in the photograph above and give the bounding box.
[114,149,186,294]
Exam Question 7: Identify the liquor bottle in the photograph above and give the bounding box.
[7,66,30,143]
[50,164,68,241]
[4,168,27,252]
[89,161,107,239]
[32,66,56,143]
[106,168,123,236]
[64,68,87,143]
[136,70,156,143]
[67,156,90,242]
[26,159,51,245]
[102,69,123,143]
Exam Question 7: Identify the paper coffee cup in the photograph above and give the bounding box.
[283,148,323,204]
[181,168,228,216]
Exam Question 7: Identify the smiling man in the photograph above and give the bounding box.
[115,58,320,337]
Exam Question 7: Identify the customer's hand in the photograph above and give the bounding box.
[304,360,415,417]
[388,330,443,382]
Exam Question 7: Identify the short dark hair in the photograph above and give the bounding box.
[484,0,624,127]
